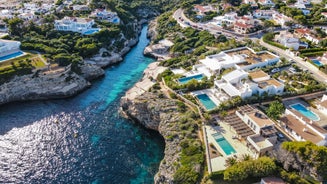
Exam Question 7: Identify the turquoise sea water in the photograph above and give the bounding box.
[0,26,165,183]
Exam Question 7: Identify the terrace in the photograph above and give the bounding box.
[226,48,275,66]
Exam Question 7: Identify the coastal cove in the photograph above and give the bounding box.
[0,25,165,183]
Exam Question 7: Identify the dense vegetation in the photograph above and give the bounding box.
[282,141,327,181]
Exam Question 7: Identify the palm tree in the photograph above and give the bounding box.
[240,154,252,161]
[225,157,237,167]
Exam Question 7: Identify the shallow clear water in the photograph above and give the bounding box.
[0,26,165,183]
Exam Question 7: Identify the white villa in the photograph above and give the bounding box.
[223,105,277,158]
[272,13,293,27]
[212,12,238,27]
[54,16,95,33]
[275,31,308,50]
[0,39,21,57]
[194,47,279,76]
[214,69,284,99]
[90,9,120,24]
[253,10,277,19]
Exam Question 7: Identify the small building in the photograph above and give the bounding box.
[272,13,293,27]
[247,134,273,158]
[253,10,277,19]
[193,5,216,15]
[233,16,258,34]
[258,0,275,6]
[213,12,238,27]
[243,0,258,8]
[261,177,285,184]
[90,9,120,24]
[275,31,308,50]
[18,12,35,21]
[72,5,90,11]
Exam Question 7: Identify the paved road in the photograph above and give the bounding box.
[259,38,327,84]
[173,8,327,84]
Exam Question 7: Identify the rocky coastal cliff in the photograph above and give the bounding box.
[121,92,182,183]
[0,67,90,105]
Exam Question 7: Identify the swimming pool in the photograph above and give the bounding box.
[83,29,100,35]
[0,51,24,62]
[312,59,324,67]
[197,94,217,110]
[290,103,320,121]
[212,133,236,156]
[178,74,203,84]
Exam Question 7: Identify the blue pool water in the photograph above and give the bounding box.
[178,74,203,84]
[112,18,120,23]
[197,94,217,110]
[83,29,100,35]
[0,51,24,62]
[290,103,320,121]
[212,133,236,155]
[312,59,324,67]
[0,26,164,183]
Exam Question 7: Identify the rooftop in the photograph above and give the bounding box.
[258,78,283,88]
[226,48,276,66]
[247,134,273,149]
[281,115,324,144]
[247,111,275,128]
[248,70,269,80]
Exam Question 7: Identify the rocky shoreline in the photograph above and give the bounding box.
[0,22,144,106]
[120,21,200,184]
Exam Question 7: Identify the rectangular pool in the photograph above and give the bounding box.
[197,94,217,110]
[290,103,320,121]
[0,51,24,62]
[312,59,324,67]
[212,133,236,155]
[178,74,203,84]
[83,28,100,35]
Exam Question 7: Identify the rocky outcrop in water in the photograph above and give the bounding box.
[0,67,90,105]
[121,92,182,184]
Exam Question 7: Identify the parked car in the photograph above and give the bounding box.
[289,67,297,73]
[271,68,280,73]
[276,132,285,141]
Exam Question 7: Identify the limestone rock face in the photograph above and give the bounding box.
[121,92,182,184]
[0,69,90,105]
[79,63,105,81]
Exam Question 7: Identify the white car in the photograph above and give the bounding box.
[271,68,280,73]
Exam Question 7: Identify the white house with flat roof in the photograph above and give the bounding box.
[247,134,273,158]
[214,69,284,99]
[54,16,95,33]
[253,10,277,19]
[197,47,279,76]
[212,12,238,27]
[90,9,120,24]
[272,13,293,27]
[0,39,21,57]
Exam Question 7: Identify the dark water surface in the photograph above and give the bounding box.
[0,26,165,184]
